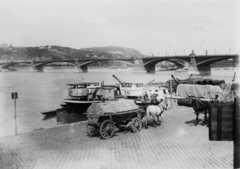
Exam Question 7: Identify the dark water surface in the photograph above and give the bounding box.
[0,68,237,136]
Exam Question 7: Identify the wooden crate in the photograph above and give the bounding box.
[209,102,234,141]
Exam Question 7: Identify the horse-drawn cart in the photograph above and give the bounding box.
[86,99,145,139]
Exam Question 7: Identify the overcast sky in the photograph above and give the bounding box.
[0,0,239,55]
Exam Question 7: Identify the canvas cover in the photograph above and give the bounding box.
[87,99,138,115]
[176,84,223,99]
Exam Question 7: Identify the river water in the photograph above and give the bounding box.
[0,68,237,136]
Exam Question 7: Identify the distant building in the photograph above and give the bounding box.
[99,55,106,59]
[46,45,51,50]
[39,45,51,50]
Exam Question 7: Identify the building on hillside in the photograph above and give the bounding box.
[39,45,51,50]
[85,54,90,58]
[46,45,51,50]
[98,55,106,59]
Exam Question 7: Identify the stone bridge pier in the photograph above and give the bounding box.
[188,51,211,75]
[29,62,43,72]
[233,57,239,66]
[132,59,156,73]
[144,65,156,73]
[197,65,211,75]
[132,59,146,72]
[188,51,200,75]
[74,60,88,73]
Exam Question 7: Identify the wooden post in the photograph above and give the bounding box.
[170,80,173,108]
[234,96,240,168]
[11,92,18,135]
[14,98,17,135]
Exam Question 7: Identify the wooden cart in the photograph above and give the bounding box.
[86,109,145,139]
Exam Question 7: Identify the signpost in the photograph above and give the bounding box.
[11,92,18,135]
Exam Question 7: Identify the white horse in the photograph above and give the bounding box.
[146,102,165,128]
[146,105,162,126]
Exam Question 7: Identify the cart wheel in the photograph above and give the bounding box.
[99,120,115,139]
[87,125,99,136]
[131,117,142,133]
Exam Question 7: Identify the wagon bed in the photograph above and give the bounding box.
[87,109,140,125]
[86,99,145,139]
[86,109,145,139]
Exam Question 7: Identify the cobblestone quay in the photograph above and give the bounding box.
[0,106,233,169]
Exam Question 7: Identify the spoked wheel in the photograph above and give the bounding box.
[99,120,115,139]
[131,117,142,133]
[87,125,99,137]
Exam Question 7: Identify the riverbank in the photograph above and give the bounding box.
[0,106,232,169]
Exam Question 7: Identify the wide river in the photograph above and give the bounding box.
[0,67,237,136]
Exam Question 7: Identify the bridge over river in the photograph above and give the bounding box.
[0,51,239,75]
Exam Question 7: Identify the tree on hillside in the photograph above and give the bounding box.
[26,47,48,57]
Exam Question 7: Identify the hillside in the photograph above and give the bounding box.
[79,46,142,58]
[0,45,144,67]
[0,44,143,61]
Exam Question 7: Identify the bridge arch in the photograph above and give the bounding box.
[141,57,190,73]
[143,57,190,67]
[0,62,33,70]
[75,59,134,67]
[0,59,135,72]
[196,56,238,66]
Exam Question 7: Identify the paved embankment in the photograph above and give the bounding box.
[0,106,233,169]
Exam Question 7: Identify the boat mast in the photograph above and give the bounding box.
[112,75,123,84]
[171,75,179,85]
[148,79,155,85]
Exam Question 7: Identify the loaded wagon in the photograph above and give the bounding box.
[175,83,236,125]
[86,99,145,139]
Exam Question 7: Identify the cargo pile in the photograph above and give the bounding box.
[176,84,223,99]
[87,99,138,115]
[214,82,239,103]
[176,82,239,106]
